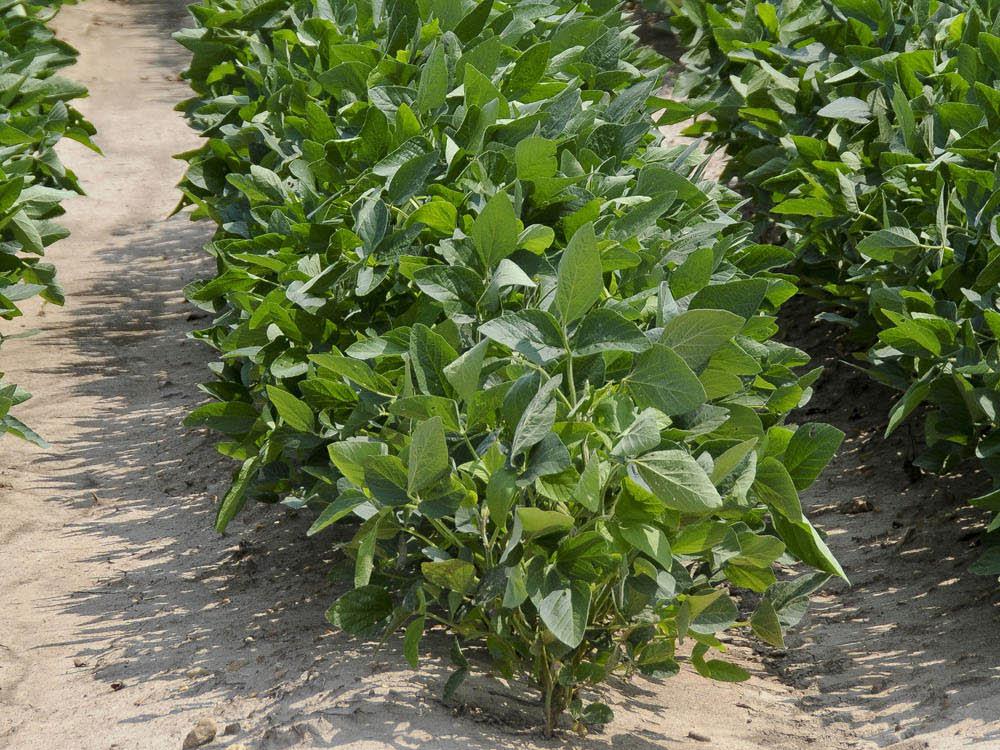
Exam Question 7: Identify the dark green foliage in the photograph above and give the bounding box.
[0,0,97,444]
[668,0,1000,573]
[175,0,843,732]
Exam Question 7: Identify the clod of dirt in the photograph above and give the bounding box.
[222,722,240,735]
[839,497,876,514]
[688,731,712,742]
[181,717,217,749]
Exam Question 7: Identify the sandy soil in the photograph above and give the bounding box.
[0,2,997,749]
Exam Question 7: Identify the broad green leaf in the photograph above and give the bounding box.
[750,599,785,648]
[515,137,558,181]
[472,192,519,267]
[355,521,379,587]
[857,227,921,261]
[753,457,803,522]
[308,492,367,535]
[574,460,603,512]
[573,308,650,355]
[511,375,561,457]
[691,643,750,682]
[329,438,387,486]
[326,585,393,634]
[443,339,488,403]
[506,41,550,95]
[416,44,448,113]
[555,223,603,323]
[817,96,871,123]
[410,324,458,396]
[631,450,723,514]
[660,309,745,370]
[886,381,930,436]
[479,309,564,364]
[783,423,844,490]
[516,507,574,536]
[265,385,315,432]
[772,514,848,581]
[408,416,449,496]
[422,559,477,593]
[627,344,706,416]
[408,199,457,234]
[619,523,672,568]
[538,576,590,648]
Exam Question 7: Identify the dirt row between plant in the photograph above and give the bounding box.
[0,2,997,749]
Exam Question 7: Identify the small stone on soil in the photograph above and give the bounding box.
[181,717,217,749]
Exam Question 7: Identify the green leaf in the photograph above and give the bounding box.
[627,344,707,416]
[404,616,424,668]
[631,450,723,514]
[515,136,558,181]
[574,459,603,512]
[472,192,519,268]
[416,44,448,113]
[783,423,844,490]
[750,599,785,648]
[817,96,871,123]
[389,395,462,432]
[772,514,847,581]
[422,559,477,593]
[856,227,921,261]
[771,197,834,217]
[410,324,458,396]
[408,416,450,496]
[511,375,561,457]
[691,643,750,682]
[479,309,564,364]
[307,492,366,535]
[265,385,315,432]
[516,507,574,536]
[555,222,603,323]
[326,585,393,634]
[309,353,393,394]
[886,381,929,437]
[660,309,745,370]
[619,523,672,568]
[443,339,488,404]
[443,667,468,700]
[573,308,650,356]
[408,199,457,234]
[386,149,438,204]
[505,41,550,95]
[214,456,259,533]
[753,457,803,522]
[538,576,590,648]
[355,521,379,587]
[329,438,387,486]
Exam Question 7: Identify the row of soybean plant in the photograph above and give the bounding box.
[174,0,843,734]
[0,0,96,444]
[666,0,1000,576]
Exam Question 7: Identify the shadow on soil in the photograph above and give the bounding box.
[769,299,1000,747]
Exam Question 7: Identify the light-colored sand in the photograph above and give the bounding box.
[0,2,997,749]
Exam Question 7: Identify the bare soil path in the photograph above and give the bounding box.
[0,3,995,750]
